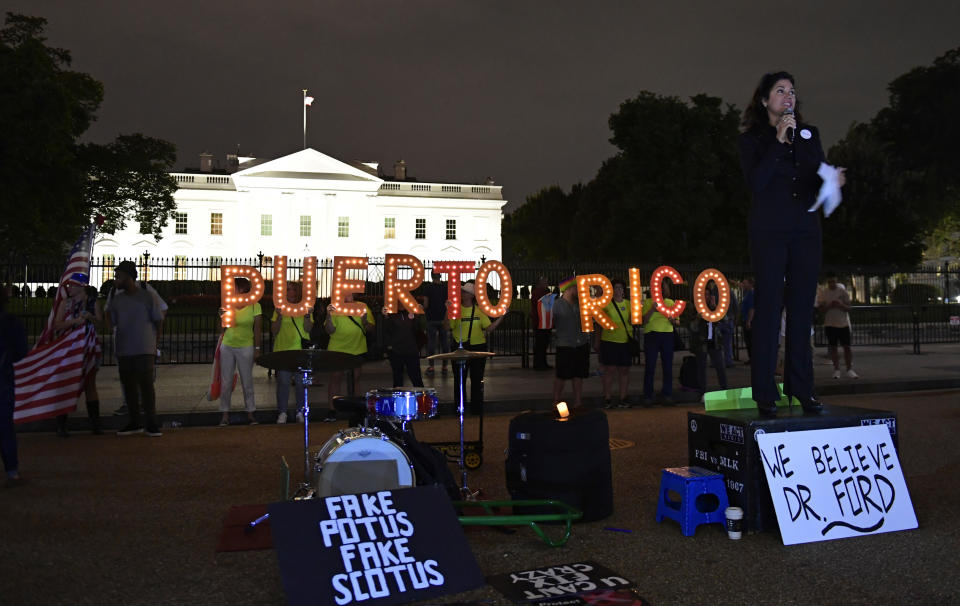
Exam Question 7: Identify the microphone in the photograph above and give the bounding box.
[784,107,795,142]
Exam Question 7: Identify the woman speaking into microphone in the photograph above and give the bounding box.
[737,71,845,415]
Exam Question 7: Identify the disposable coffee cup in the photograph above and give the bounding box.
[725,506,743,539]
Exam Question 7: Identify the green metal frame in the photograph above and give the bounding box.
[454,499,583,547]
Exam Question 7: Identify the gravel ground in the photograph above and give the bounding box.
[2,390,957,605]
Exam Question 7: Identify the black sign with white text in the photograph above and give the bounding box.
[488,561,635,604]
[268,485,483,606]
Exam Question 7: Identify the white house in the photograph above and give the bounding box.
[94,148,506,281]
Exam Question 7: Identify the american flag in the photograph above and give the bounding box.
[13,221,101,424]
[36,220,98,346]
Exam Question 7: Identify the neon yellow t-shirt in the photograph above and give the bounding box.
[271,311,308,352]
[601,299,633,343]
[641,298,675,334]
[223,303,262,347]
[328,305,375,355]
[449,305,491,346]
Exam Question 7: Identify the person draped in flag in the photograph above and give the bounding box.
[14,220,102,429]
[50,274,103,436]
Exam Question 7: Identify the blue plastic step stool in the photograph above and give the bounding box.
[655,466,729,536]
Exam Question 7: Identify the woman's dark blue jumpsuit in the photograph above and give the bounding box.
[738,123,825,405]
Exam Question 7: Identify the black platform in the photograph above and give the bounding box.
[687,404,899,532]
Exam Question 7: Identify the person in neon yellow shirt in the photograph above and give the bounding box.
[595,279,635,408]
[270,282,313,424]
[324,292,374,412]
[443,280,504,415]
[641,281,679,406]
[219,277,262,426]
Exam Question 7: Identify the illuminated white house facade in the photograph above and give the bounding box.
[94,149,506,272]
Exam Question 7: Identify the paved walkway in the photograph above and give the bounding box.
[46,342,960,430]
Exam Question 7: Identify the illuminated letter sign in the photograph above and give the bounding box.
[628,267,644,325]
[576,274,615,332]
[384,254,425,314]
[273,256,317,317]
[692,268,731,322]
[474,260,513,318]
[650,265,686,319]
[331,256,367,316]
[431,261,476,320]
[220,265,265,328]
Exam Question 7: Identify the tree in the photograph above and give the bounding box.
[0,13,177,256]
[824,46,960,266]
[504,92,750,264]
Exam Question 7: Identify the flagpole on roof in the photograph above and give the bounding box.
[302,89,314,150]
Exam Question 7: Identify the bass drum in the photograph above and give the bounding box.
[314,427,415,497]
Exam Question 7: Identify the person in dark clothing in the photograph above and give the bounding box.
[738,71,846,415]
[687,288,729,395]
[382,307,426,387]
[423,273,449,376]
[1,285,28,485]
[740,277,756,364]
[530,276,551,370]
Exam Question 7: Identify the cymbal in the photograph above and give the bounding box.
[257,349,363,372]
[427,348,496,361]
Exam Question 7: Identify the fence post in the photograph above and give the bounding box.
[912,305,921,354]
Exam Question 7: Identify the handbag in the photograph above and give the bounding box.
[349,313,383,360]
[290,315,313,350]
[611,300,641,358]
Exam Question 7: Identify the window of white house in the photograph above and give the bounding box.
[338,217,349,238]
[261,214,272,236]
[174,212,188,235]
[446,219,457,240]
[102,255,115,282]
[300,215,311,237]
[384,217,396,239]
[415,218,426,239]
[211,213,223,235]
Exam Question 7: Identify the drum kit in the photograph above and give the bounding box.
[256,344,493,503]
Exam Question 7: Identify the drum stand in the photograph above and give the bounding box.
[293,362,316,499]
[453,357,479,500]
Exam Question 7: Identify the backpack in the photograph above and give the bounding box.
[679,355,698,389]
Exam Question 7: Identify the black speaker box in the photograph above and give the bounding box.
[505,408,613,522]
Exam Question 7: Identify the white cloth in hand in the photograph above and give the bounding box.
[809,162,843,217]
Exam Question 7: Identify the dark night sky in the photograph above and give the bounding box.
[10,1,960,211]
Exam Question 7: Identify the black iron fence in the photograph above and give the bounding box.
[4,256,958,366]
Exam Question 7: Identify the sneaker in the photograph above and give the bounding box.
[832,369,841,379]
[323,414,338,422]
[117,425,143,436]
[248,415,259,425]
[603,398,614,409]
[113,405,128,416]
[218,418,229,427]
[296,411,305,424]
[425,366,435,376]
[618,397,633,408]
[145,428,163,437]
[277,412,288,424]
[846,369,860,379]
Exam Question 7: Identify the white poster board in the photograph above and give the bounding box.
[756,425,917,545]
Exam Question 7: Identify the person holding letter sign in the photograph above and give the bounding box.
[443,280,503,415]
[738,71,846,415]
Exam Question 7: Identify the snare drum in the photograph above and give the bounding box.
[314,427,415,497]
[366,388,439,421]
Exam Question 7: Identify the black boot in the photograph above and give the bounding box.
[756,401,778,416]
[87,400,102,435]
[56,414,70,437]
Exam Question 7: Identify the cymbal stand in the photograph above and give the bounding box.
[293,351,316,499]
[453,352,478,500]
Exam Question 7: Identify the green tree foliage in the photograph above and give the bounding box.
[825,46,960,266]
[0,13,177,256]
[504,92,749,263]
